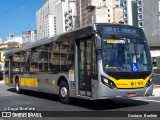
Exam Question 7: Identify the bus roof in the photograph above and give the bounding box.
[95,23,141,29]
[5,23,141,56]
[5,24,94,56]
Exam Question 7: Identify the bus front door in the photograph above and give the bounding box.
[78,39,92,96]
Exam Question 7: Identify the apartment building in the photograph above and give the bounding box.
[76,0,123,27]
[123,0,138,26]
[36,0,77,38]
[22,30,37,45]
[36,0,56,40]
[123,0,160,57]
[55,0,77,34]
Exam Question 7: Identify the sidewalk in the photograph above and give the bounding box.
[152,85,160,97]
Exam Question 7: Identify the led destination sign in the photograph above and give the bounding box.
[104,27,137,34]
[97,26,143,36]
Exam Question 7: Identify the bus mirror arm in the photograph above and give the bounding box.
[91,30,102,50]
[91,30,101,36]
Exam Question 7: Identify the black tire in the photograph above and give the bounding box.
[15,80,21,94]
[59,81,70,104]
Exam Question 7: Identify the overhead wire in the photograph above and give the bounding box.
[0,0,31,16]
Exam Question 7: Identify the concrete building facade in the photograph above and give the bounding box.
[76,0,123,27]
[123,0,138,26]
[114,6,124,23]
[123,0,160,58]
[36,0,56,40]
[55,0,77,34]
[55,0,68,34]
[36,0,77,38]
[22,30,37,45]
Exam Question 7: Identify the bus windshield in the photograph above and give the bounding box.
[102,37,151,72]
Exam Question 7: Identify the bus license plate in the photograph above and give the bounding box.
[127,93,137,98]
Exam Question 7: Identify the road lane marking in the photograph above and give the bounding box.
[133,98,160,103]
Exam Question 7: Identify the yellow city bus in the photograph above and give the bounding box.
[5,23,153,103]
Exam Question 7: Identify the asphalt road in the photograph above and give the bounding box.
[0,82,160,120]
[0,75,160,120]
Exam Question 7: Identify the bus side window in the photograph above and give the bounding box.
[67,42,74,70]
[20,52,26,73]
[50,42,60,73]
[30,44,51,73]
[12,52,21,73]
[26,50,31,73]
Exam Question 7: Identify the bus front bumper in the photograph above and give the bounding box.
[94,82,153,99]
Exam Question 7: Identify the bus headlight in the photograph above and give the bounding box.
[145,78,153,87]
[103,78,109,84]
[101,76,116,89]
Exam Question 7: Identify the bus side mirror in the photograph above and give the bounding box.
[95,35,102,50]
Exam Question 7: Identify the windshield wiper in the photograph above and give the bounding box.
[117,66,126,71]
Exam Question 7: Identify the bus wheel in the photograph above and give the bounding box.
[59,81,70,104]
[15,80,21,94]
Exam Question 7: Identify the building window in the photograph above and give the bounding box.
[138,7,142,13]
[123,0,127,6]
[124,7,127,12]
[108,14,110,17]
[124,13,127,18]
[108,9,110,12]
[138,14,142,20]
[124,19,128,24]
[139,21,143,27]
[137,0,142,6]
[108,19,110,22]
